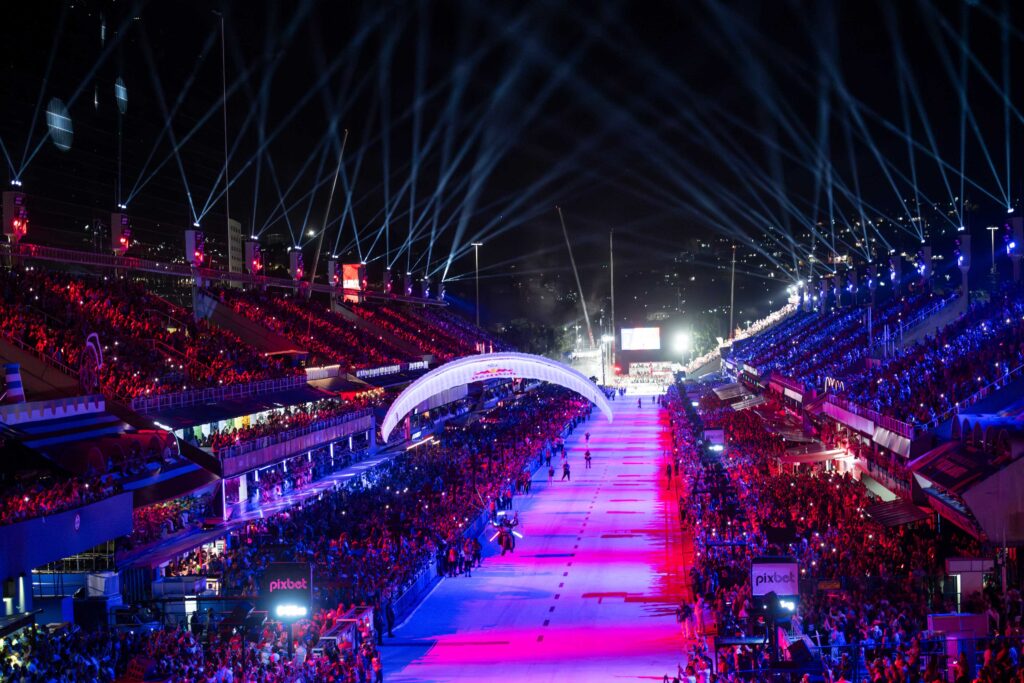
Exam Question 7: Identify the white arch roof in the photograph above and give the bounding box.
[380,352,613,442]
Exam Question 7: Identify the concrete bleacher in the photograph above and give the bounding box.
[332,301,427,358]
[194,289,307,357]
[897,293,966,348]
[0,336,82,400]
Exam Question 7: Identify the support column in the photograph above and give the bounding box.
[220,479,228,522]
[17,575,31,615]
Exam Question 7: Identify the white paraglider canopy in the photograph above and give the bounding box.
[380,352,613,442]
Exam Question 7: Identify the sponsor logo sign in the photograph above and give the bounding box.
[750,558,798,597]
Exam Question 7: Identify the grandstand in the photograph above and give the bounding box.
[0,235,503,655]
[6,236,1024,683]
[719,278,1024,552]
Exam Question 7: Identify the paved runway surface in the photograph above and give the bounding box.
[382,394,692,682]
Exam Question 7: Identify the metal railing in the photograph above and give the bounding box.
[6,242,445,305]
[896,292,961,337]
[826,394,916,439]
[768,371,805,394]
[130,374,308,414]
[710,638,979,682]
[924,361,1024,430]
[0,328,80,379]
[215,408,372,460]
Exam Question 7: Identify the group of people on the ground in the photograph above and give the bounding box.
[665,382,1023,683]
[18,386,586,683]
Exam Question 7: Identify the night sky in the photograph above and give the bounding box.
[0,0,1019,330]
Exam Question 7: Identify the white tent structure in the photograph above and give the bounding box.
[380,352,614,442]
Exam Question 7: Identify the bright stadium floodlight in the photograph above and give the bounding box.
[275,604,308,619]
[673,332,691,354]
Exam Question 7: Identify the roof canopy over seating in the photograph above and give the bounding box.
[380,352,614,442]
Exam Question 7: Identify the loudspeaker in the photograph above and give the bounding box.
[788,639,813,665]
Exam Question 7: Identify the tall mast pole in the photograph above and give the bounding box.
[219,12,231,256]
[309,129,350,289]
[472,242,483,327]
[729,243,737,339]
[609,229,616,368]
[557,206,594,348]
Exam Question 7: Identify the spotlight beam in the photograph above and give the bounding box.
[19,3,67,173]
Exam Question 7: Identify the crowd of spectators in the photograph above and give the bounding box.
[0,611,382,683]
[210,287,413,369]
[124,495,211,549]
[350,302,507,361]
[0,473,120,526]
[735,292,940,393]
[168,387,590,601]
[727,288,1024,426]
[3,385,588,682]
[0,268,296,399]
[186,394,384,455]
[46,385,584,682]
[836,289,1024,425]
[666,383,1019,683]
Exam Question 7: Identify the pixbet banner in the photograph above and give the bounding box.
[263,562,312,620]
[750,557,798,597]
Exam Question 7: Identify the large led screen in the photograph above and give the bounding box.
[620,327,661,351]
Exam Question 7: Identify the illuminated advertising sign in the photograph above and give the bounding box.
[469,366,518,382]
[750,557,798,597]
[620,327,661,351]
[342,263,364,291]
[342,263,365,303]
[263,562,312,620]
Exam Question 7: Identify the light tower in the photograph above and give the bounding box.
[918,245,932,290]
[889,253,903,296]
[957,235,971,298]
[289,249,305,288]
[111,212,131,256]
[1010,218,1024,283]
[245,239,263,276]
[185,229,205,289]
[3,191,28,245]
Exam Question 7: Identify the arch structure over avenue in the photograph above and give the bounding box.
[379,352,614,442]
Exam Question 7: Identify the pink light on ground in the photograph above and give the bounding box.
[382,396,696,682]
